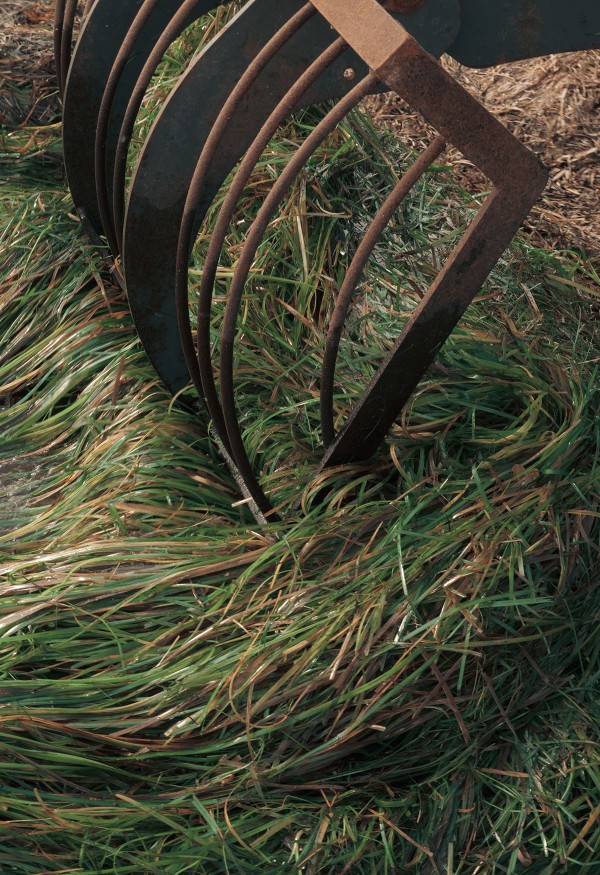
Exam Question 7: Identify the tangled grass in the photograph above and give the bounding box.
[1,14,599,874]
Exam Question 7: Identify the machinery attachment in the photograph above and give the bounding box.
[54,0,600,521]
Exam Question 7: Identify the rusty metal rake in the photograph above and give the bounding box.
[54,0,600,520]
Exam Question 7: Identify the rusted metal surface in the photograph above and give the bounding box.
[320,133,447,448]
[448,0,600,67]
[54,0,600,520]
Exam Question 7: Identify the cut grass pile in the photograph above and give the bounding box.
[1,18,600,874]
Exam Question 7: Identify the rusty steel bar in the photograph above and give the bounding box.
[52,0,65,96]
[178,37,350,519]
[174,2,318,441]
[53,0,78,97]
[320,132,447,448]
[94,0,163,256]
[59,0,78,95]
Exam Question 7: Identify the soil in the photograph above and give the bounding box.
[1,1,598,257]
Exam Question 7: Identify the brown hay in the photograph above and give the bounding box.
[0,1,57,125]
[370,49,600,258]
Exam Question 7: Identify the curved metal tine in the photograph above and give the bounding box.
[190,39,347,462]
[53,0,66,97]
[179,35,348,506]
[111,0,222,255]
[218,75,377,517]
[54,0,80,98]
[123,0,379,402]
[182,37,349,515]
[59,0,78,95]
[64,0,210,238]
[320,133,447,447]
[175,4,321,449]
[63,0,147,234]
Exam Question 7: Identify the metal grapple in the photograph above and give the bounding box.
[54,0,600,519]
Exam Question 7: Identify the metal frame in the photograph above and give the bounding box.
[312,0,549,469]
[54,0,600,520]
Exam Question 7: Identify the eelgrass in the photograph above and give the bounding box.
[1,19,599,874]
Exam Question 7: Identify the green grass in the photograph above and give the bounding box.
[1,16,599,874]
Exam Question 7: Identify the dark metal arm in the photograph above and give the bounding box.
[450,0,600,68]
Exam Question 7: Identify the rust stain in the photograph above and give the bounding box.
[381,0,425,12]
[382,0,425,12]
[515,1,544,56]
